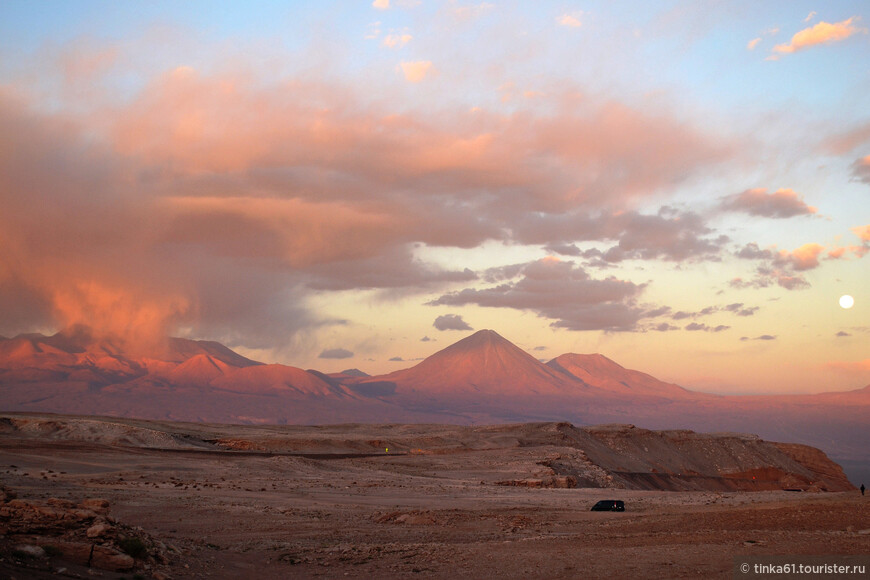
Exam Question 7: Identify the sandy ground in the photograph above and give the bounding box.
[1,427,868,579]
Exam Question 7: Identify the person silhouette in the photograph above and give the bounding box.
[862,484,865,496]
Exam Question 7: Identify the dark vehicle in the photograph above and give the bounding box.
[591,500,625,512]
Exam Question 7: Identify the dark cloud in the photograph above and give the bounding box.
[319,348,354,359]
[736,243,773,260]
[852,156,870,183]
[601,209,728,263]
[430,258,648,332]
[720,188,817,218]
[544,243,582,257]
[733,243,822,290]
[740,335,776,341]
[685,323,730,332]
[512,207,728,264]
[668,303,759,321]
[389,356,405,362]
[433,314,474,331]
[651,322,679,332]
[644,306,672,318]
[723,303,759,316]
[835,331,851,337]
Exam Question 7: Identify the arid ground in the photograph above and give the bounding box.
[1,415,868,579]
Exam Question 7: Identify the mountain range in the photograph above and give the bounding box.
[1,326,867,483]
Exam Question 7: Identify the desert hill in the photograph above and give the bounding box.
[0,413,855,492]
[0,327,867,484]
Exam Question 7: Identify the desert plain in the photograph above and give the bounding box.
[0,413,868,580]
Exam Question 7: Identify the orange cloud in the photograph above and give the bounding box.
[853,156,870,183]
[747,37,762,50]
[852,224,870,242]
[399,60,432,82]
[557,12,582,28]
[372,0,389,9]
[779,243,825,271]
[383,33,412,48]
[50,280,190,353]
[773,17,867,54]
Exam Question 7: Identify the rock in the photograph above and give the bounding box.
[80,498,110,513]
[43,541,135,572]
[91,545,135,571]
[71,508,99,521]
[15,544,46,558]
[43,540,94,567]
[87,522,112,538]
[0,485,16,502]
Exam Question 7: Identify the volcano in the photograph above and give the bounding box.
[358,330,585,397]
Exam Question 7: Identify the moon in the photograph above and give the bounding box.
[839,295,854,309]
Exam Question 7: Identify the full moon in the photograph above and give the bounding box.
[839,295,854,309]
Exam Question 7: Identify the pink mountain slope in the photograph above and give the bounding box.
[360,329,587,397]
[166,354,236,386]
[546,353,702,400]
[210,364,348,396]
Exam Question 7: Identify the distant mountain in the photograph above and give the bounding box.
[546,353,700,400]
[358,329,585,398]
[1,327,867,484]
[0,329,412,425]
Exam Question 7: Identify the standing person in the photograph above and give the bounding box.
[861,484,865,496]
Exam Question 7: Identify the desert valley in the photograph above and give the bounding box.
[1,328,869,578]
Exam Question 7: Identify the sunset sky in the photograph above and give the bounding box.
[0,1,867,395]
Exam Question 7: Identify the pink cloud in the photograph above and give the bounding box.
[773,17,867,54]
[399,60,433,82]
[822,123,870,155]
[0,56,734,351]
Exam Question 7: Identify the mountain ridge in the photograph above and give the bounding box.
[1,327,867,484]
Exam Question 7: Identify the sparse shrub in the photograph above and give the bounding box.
[118,536,148,559]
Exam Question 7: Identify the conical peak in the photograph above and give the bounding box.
[451,329,509,348]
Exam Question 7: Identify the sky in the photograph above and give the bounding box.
[0,0,868,395]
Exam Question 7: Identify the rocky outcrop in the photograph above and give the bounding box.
[0,486,174,576]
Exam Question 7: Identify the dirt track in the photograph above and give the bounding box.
[1,421,868,579]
